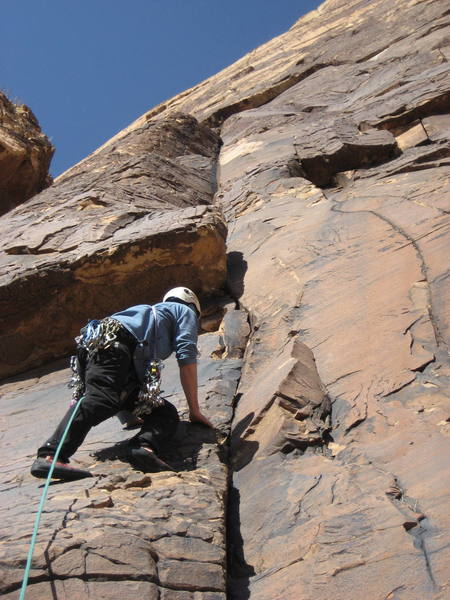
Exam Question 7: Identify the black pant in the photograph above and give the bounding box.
[37,335,179,462]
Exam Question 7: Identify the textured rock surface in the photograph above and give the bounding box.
[0,0,449,599]
[0,92,53,215]
[219,3,450,600]
[0,113,226,378]
[217,1,450,597]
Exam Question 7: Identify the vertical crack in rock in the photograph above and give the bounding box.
[224,304,333,598]
[211,2,450,592]
[2,1,450,599]
[1,303,247,597]
[385,476,439,590]
[408,523,438,589]
[225,355,255,600]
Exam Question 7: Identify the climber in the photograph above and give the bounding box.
[30,287,213,481]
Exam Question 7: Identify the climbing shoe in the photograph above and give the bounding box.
[30,457,93,481]
[129,447,174,473]
[122,416,143,430]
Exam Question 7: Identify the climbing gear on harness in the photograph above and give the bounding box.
[68,317,126,404]
[69,354,85,405]
[76,317,123,354]
[132,305,164,418]
[68,308,165,416]
[163,286,201,316]
[133,358,164,418]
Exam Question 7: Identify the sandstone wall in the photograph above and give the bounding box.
[0,1,449,599]
[0,114,227,378]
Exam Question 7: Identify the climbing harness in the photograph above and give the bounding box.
[19,395,86,600]
[69,310,164,415]
[68,317,125,404]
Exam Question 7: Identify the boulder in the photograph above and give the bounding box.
[0,92,53,215]
[0,114,227,378]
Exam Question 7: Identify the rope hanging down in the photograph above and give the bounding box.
[21,306,163,597]
[19,395,85,600]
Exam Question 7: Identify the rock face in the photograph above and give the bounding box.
[0,1,449,599]
[0,113,226,378]
[0,92,54,215]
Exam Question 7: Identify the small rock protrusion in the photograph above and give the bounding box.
[88,496,114,509]
[403,520,418,531]
[124,474,152,489]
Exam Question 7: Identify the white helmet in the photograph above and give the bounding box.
[163,287,201,316]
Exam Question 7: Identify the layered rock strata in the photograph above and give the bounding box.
[0,114,227,378]
[0,92,53,215]
[61,0,450,163]
[0,0,449,599]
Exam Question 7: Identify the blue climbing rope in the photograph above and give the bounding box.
[19,396,85,600]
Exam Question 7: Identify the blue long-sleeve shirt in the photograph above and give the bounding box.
[112,302,198,381]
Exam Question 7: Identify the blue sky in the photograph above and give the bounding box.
[1,1,320,177]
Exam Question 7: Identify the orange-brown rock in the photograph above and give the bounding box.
[0,92,54,215]
[0,113,227,378]
[219,1,450,597]
[0,1,449,599]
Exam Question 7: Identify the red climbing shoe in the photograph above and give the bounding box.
[31,456,93,481]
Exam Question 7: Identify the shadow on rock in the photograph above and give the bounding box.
[163,420,223,471]
[227,251,247,300]
[226,416,259,597]
[227,485,255,600]
[91,419,221,472]
[230,412,259,472]
[90,439,133,463]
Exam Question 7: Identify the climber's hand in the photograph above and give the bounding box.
[189,410,214,428]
